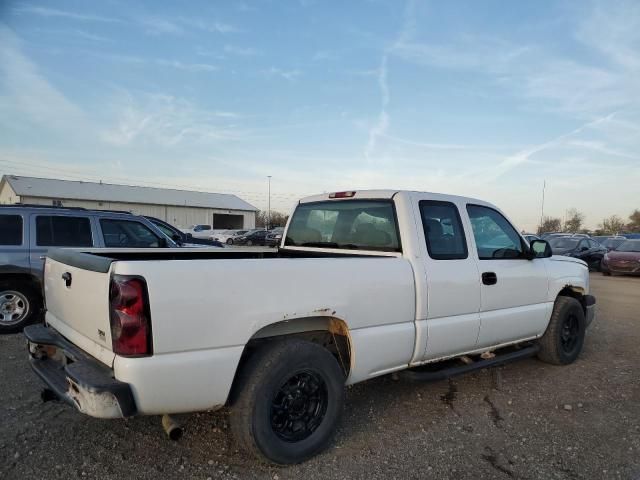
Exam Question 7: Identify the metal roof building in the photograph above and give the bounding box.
[0,175,257,229]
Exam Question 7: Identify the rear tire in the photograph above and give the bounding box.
[0,282,42,334]
[229,339,345,464]
[537,296,585,365]
[227,239,233,245]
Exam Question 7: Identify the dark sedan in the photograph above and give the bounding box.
[601,240,640,276]
[549,237,607,271]
[265,227,285,247]
[232,229,269,246]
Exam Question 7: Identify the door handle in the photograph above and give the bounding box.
[482,272,497,285]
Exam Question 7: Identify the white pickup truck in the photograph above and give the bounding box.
[25,190,595,464]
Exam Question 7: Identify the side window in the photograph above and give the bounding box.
[154,222,177,238]
[100,219,161,248]
[578,240,588,250]
[588,240,599,249]
[466,205,524,259]
[419,201,468,260]
[0,215,23,246]
[36,216,93,247]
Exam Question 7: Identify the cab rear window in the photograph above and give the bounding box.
[284,200,401,252]
[0,215,22,245]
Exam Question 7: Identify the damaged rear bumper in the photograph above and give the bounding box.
[24,324,137,419]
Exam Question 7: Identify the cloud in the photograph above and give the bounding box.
[32,28,112,42]
[223,45,258,56]
[13,5,120,23]
[364,0,416,161]
[576,0,640,72]
[139,17,183,35]
[103,54,217,73]
[364,55,389,161]
[0,26,84,129]
[137,16,241,36]
[101,93,246,148]
[154,59,217,72]
[264,67,301,81]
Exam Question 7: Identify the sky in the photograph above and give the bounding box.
[0,0,639,231]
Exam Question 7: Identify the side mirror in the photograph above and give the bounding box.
[171,233,183,244]
[529,239,552,259]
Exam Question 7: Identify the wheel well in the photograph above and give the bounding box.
[557,286,586,314]
[0,273,41,292]
[227,317,352,405]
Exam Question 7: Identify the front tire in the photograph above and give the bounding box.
[229,339,345,464]
[537,296,586,365]
[0,282,42,334]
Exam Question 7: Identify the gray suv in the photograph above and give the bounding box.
[0,205,176,334]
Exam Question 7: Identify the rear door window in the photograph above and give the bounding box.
[100,219,162,248]
[35,216,93,247]
[419,201,467,260]
[0,215,23,246]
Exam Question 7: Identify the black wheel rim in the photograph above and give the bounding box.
[560,314,580,353]
[270,370,328,443]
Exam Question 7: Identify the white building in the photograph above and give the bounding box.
[0,175,257,229]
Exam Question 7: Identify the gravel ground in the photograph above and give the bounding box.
[1,273,638,480]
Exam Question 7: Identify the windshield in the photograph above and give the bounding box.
[284,200,400,252]
[549,237,580,249]
[604,238,626,249]
[615,240,640,252]
[153,221,178,238]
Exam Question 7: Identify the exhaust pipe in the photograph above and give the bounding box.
[162,414,183,441]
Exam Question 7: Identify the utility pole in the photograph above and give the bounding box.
[539,180,546,233]
[267,175,272,230]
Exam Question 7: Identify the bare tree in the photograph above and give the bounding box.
[599,215,625,234]
[563,208,585,233]
[537,216,562,235]
[255,210,289,228]
[628,209,640,233]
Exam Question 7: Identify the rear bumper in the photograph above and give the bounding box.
[24,324,136,418]
[585,295,596,328]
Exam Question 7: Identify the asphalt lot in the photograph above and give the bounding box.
[1,273,638,480]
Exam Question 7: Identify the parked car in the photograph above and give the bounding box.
[601,239,640,276]
[265,227,285,247]
[0,205,177,334]
[548,236,607,270]
[180,224,214,239]
[26,189,594,464]
[231,229,269,246]
[540,232,568,239]
[211,229,249,245]
[598,236,627,252]
[144,216,223,247]
[621,233,640,240]
[523,233,540,244]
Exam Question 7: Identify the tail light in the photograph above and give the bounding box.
[109,275,152,357]
[329,191,356,198]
